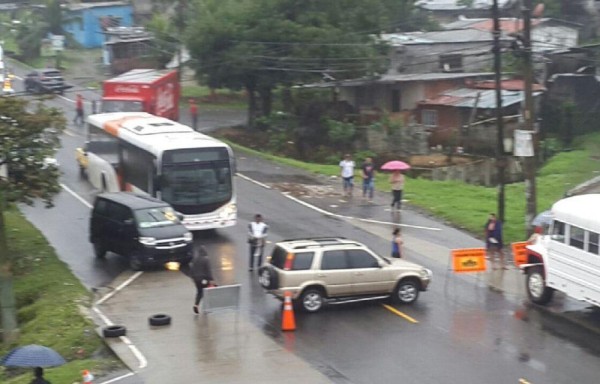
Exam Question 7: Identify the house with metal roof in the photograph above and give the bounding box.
[416,86,543,153]
[443,17,581,52]
[380,29,511,75]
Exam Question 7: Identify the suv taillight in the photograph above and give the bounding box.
[283,252,294,271]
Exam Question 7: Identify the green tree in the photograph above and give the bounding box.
[0,97,66,344]
[144,14,179,69]
[14,0,80,61]
[186,0,399,126]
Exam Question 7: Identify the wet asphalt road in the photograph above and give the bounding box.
[9,67,600,384]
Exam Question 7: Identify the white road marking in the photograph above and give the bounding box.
[97,372,135,384]
[236,172,271,189]
[61,183,148,370]
[281,191,440,231]
[60,183,92,208]
[96,271,144,305]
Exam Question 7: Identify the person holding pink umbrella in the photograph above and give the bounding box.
[390,170,404,210]
[381,160,411,211]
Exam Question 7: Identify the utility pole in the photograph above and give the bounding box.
[522,0,537,236]
[492,0,506,222]
[176,0,184,83]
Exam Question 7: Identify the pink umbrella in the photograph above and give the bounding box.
[381,160,411,171]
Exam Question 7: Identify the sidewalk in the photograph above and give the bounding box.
[94,272,332,384]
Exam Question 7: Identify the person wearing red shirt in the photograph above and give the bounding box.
[73,94,84,126]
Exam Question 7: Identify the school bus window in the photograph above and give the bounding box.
[551,220,565,242]
[588,232,599,255]
[569,225,585,250]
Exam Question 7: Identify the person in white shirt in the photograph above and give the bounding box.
[339,154,356,197]
[248,214,268,271]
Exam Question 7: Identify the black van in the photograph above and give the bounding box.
[90,193,193,270]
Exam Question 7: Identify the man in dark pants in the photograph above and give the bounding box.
[183,245,215,314]
[248,214,268,271]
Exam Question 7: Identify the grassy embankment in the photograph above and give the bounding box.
[223,133,600,245]
[0,207,121,384]
[181,84,247,111]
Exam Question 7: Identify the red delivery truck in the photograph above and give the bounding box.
[101,69,180,120]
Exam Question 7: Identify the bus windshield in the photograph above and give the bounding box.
[160,148,232,210]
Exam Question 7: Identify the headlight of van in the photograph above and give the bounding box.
[219,203,237,219]
[183,232,193,242]
[139,236,157,246]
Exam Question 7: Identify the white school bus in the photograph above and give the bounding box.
[78,112,237,231]
[522,194,600,307]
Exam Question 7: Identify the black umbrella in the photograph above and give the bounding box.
[0,344,66,367]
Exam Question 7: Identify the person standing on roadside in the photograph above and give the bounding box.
[189,98,199,131]
[73,94,84,126]
[390,170,404,210]
[248,214,268,271]
[183,245,215,314]
[484,213,506,268]
[339,154,355,197]
[391,228,403,258]
[361,157,375,202]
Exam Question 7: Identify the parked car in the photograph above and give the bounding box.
[24,68,71,94]
[258,237,432,313]
[90,192,193,270]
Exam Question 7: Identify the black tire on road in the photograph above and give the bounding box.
[129,253,144,271]
[258,265,279,290]
[93,242,106,259]
[103,325,126,338]
[391,278,420,304]
[300,288,325,313]
[526,266,554,305]
[149,314,171,326]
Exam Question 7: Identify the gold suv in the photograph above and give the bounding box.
[258,237,432,313]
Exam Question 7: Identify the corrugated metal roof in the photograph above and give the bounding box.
[420,88,541,108]
[380,29,503,45]
[299,73,495,88]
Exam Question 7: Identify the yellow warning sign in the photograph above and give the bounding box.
[451,248,487,273]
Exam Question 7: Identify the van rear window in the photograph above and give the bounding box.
[270,246,287,269]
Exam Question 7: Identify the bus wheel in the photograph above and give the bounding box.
[526,266,554,305]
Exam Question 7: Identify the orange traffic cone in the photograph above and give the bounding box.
[281,291,296,331]
[82,369,94,383]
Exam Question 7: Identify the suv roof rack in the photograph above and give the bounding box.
[282,237,347,242]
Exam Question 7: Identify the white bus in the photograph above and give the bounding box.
[78,112,236,231]
[522,194,600,307]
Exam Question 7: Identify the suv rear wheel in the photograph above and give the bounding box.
[300,288,325,313]
[258,265,278,290]
[392,279,420,304]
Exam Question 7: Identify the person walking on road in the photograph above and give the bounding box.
[73,94,84,126]
[248,214,268,271]
[30,367,51,384]
[391,228,403,258]
[189,98,199,131]
[183,245,215,314]
[484,213,506,268]
[390,170,404,210]
[339,154,355,197]
[361,157,376,202]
